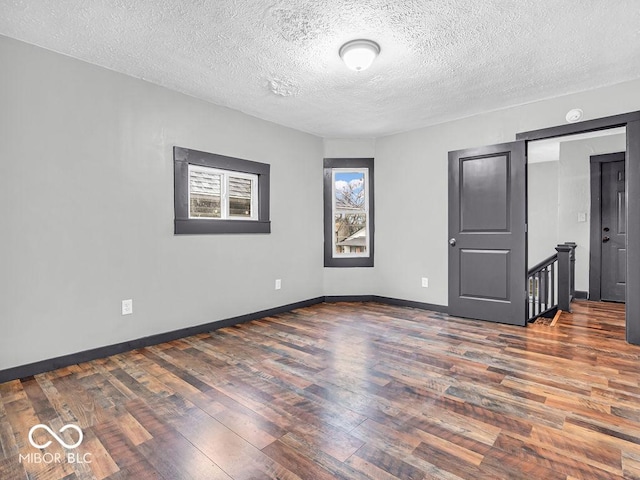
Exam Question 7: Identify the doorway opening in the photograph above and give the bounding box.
[448,111,640,343]
[527,127,627,309]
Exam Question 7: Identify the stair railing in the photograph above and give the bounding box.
[527,243,576,322]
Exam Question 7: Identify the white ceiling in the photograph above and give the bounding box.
[1,1,639,138]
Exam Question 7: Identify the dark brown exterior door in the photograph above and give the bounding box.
[448,141,527,326]
[601,160,626,302]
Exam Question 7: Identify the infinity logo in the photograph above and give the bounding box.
[28,424,83,449]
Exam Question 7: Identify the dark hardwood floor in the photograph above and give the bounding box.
[1,300,639,479]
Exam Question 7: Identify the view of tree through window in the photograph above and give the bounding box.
[334,171,368,255]
[323,158,373,267]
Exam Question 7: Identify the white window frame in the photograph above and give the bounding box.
[331,168,370,258]
[188,165,258,221]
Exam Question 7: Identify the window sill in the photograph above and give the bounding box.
[175,219,271,235]
[324,257,374,268]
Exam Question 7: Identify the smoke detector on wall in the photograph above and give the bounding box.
[565,108,584,123]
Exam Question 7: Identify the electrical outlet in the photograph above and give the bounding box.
[275,279,282,290]
[421,277,429,288]
[122,299,133,315]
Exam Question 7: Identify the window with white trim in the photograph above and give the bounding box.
[188,165,258,220]
[332,168,370,256]
[324,158,374,267]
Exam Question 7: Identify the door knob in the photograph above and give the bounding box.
[603,236,610,243]
[449,238,456,246]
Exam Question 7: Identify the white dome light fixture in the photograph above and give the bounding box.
[339,39,380,71]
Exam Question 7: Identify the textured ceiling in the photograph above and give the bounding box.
[1,1,639,137]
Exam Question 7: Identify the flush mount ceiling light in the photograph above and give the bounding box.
[565,108,584,123]
[339,39,380,71]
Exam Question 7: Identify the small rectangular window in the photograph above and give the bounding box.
[174,147,270,234]
[324,158,374,267]
[188,165,257,220]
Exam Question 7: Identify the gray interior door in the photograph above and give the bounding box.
[601,160,626,302]
[448,141,527,326]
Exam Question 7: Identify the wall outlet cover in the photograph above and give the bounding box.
[122,299,133,315]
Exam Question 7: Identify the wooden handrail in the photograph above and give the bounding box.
[528,253,558,275]
[527,242,577,322]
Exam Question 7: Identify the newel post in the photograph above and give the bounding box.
[564,242,577,298]
[556,243,574,312]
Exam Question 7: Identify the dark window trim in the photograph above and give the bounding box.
[323,157,375,267]
[174,146,270,234]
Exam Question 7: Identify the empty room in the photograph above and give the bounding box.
[2,1,640,479]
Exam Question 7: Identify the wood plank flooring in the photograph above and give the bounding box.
[1,300,639,479]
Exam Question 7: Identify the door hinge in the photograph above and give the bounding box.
[525,223,528,233]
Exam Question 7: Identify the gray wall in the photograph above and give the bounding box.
[528,161,560,267]
[375,80,640,306]
[3,34,640,371]
[0,36,324,370]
